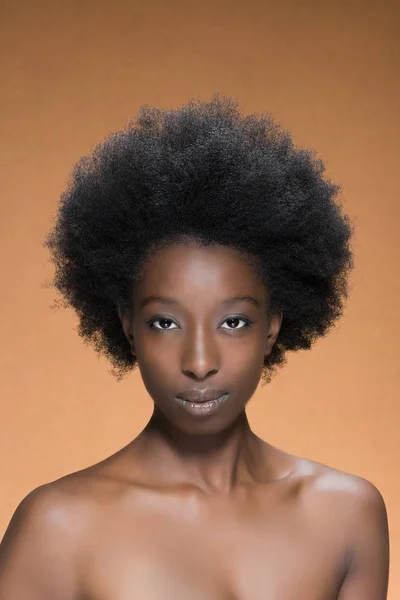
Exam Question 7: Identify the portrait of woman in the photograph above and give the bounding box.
[0,95,390,599]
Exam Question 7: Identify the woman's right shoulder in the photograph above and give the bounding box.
[2,476,89,543]
[0,456,143,598]
[0,478,89,598]
[1,456,140,548]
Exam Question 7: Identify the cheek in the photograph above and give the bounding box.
[228,331,267,366]
[136,342,177,397]
[229,344,266,387]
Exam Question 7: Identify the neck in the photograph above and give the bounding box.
[133,407,265,494]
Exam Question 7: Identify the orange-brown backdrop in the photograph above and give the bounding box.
[1,0,399,595]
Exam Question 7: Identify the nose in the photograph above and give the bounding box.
[181,324,220,380]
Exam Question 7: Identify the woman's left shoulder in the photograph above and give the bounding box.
[290,457,390,596]
[291,454,388,524]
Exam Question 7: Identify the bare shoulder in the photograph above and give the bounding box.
[3,456,118,542]
[286,454,390,597]
[265,444,387,529]
[0,459,133,597]
[283,452,389,570]
[1,444,144,553]
[0,470,100,559]
[291,453,388,516]
[0,477,88,597]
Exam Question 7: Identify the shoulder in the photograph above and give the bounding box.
[1,475,91,557]
[269,448,389,537]
[297,456,388,517]
[0,478,87,596]
[290,455,389,561]
[0,463,133,596]
[285,453,387,518]
[295,457,389,596]
[1,453,139,544]
[297,458,390,596]
[0,462,123,560]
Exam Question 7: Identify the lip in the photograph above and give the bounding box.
[175,388,228,403]
[174,393,229,416]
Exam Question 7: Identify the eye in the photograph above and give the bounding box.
[221,317,252,330]
[148,316,252,331]
[148,317,178,331]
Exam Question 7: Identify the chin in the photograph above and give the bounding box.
[155,401,245,437]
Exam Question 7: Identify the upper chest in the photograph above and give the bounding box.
[79,482,346,600]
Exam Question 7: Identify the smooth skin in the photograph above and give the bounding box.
[0,241,390,599]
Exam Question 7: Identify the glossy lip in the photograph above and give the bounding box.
[174,393,229,416]
[175,388,228,403]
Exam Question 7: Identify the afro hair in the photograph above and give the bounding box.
[44,95,354,384]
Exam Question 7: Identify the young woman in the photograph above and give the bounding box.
[0,96,389,599]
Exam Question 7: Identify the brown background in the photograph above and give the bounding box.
[1,0,399,596]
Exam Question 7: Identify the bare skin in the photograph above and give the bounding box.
[0,241,390,599]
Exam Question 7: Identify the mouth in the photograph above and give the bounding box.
[175,388,228,403]
[174,393,229,415]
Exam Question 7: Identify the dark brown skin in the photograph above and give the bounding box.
[0,242,390,599]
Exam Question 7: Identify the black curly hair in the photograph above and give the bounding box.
[44,95,354,384]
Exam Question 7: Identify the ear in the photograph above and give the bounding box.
[264,312,283,357]
[118,306,136,357]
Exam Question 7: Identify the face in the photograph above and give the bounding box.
[120,241,282,435]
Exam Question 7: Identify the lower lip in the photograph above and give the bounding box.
[174,393,229,416]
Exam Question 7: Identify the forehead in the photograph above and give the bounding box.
[134,242,267,302]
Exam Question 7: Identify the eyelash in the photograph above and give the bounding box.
[147,316,253,332]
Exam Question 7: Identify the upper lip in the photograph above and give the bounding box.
[175,388,228,403]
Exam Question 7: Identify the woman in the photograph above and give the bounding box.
[0,96,389,599]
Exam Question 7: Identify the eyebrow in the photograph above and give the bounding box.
[139,295,261,309]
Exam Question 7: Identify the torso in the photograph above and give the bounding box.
[50,444,353,600]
